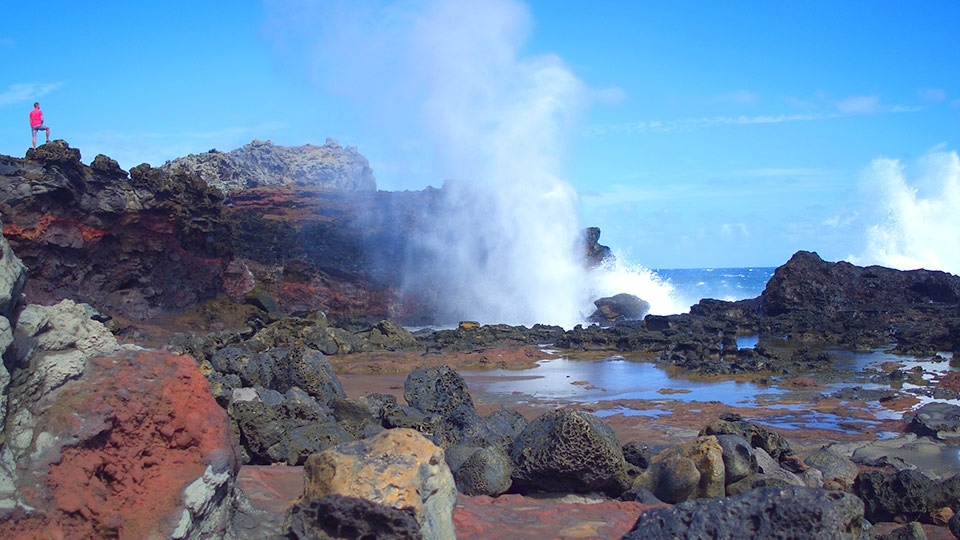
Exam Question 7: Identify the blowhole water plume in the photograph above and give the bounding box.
[850,150,960,275]
[397,0,592,328]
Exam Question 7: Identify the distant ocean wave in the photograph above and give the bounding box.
[654,267,776,308]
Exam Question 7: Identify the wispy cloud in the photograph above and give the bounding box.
[588,93,923,136]
[720,223,750,238]
[919,88,947,103]
[714,90,758,105]
[590,85,628,105]
[732,168,836,178]
[834,95,881,114]
[0,82,64,106]
[587,112,840,135]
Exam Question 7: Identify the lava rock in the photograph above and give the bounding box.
[284,495,422,540]
[510,409,630,495]
[623,486,865,539]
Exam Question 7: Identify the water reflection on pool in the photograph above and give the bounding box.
[462,356,784,406]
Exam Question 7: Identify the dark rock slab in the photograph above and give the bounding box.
[284,494,422,540]
[623,486,865,540]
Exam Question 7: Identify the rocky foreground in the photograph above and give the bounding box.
[0,141,959,538]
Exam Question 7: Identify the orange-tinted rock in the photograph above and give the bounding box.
[0,350,239,539]
[301,428,457,540]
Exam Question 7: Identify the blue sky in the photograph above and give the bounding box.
[2,1,958,270]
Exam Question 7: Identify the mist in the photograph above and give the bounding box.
[850,149,960,275]
[266,0,686,326]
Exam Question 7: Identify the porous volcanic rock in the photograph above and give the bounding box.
[0,347,242,539]
[509,409,631,495]
[160,138,377,193]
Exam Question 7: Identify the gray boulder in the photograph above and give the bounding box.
[715,433,757,485]
[210,345,344,404]
[509,409,630,495]
[804,447,860,489]
[445,445,513,496]
[854,468,960,524]
[404,365,489,448]
[228,386,352,465]
[907,402,960,440]
[623,486,866,539]
[160,138,377,193]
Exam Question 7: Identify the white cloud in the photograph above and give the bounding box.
[0,82,63,106]
[715,90,758,105]
[823,211,858,228]
[589,92,923,136]
[835,95,881,114]
[720,223,750,238]
[591,85,628,105]
[919,88,947,103]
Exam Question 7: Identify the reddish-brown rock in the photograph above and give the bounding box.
[0,350,240,539]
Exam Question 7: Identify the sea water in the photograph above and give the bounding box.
[654,266,776,309]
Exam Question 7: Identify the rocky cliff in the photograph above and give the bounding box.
[159,138,377,193]
[0,140,427,340]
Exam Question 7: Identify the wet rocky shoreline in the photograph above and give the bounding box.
[1,142,959,538]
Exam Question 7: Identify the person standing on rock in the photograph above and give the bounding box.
[29,102,50,149]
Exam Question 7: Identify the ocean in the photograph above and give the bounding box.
[654,267,776,308]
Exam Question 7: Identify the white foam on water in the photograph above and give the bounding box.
[586,256,688,316]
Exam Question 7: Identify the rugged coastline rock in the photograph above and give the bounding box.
[4,142,960,537]
[160,138,377,193]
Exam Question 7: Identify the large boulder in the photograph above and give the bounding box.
[804,448,860,490]
[623,486,865,539]
[228,386,353,465]
[588,293,650,324]
[300,428,457,540]
[0,348,241,539]
[209,344,345,404]
[761,250,960,316]
[509,409,631,495]
[854,469,960,524]
[404,365,490,448]
[906,402,960,440]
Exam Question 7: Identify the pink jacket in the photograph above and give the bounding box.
[30,109,43,127]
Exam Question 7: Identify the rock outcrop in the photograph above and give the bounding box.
[160,138,377,193]
[0,222,248,538]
